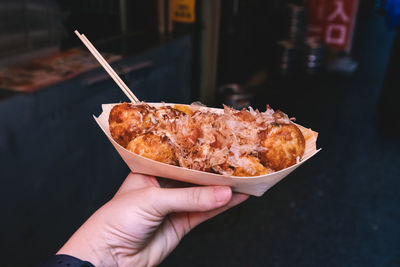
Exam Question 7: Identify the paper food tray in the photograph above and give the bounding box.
[94,103,320,196]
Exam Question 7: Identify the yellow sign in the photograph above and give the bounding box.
[170,0,196,23]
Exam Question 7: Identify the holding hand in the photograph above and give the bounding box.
[58,173,248,266]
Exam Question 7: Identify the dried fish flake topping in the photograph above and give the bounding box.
[109,102,303,176]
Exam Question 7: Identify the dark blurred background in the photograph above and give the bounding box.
[0,0,399,266]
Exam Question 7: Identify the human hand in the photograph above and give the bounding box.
[58,173,248,266]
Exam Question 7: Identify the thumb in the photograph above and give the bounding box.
[148,186,232,216]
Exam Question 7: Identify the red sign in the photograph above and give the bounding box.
[306,0,359,52]
[306,0,327,42]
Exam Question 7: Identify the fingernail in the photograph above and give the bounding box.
[214,186,231,203]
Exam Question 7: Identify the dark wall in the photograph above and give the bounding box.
[0,36,192,267]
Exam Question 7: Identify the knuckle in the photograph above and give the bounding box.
[189,187,207,209]
[142,187,164,215]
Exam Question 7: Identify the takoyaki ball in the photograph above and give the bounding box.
[233,156,272,177]
[109,103,156,147]
[126,133,177,165]
[259,123,305,171]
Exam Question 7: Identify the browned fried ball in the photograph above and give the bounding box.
[126,133,177,165]
[233,156,272,177]
[109,103,155,147]
[259,123,305,171]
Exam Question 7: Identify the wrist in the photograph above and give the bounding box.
[58,219,117,267]
[108,246,151,267]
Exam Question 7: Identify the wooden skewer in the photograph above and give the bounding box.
[78,31,139,103]
[81,35,138,103]
[74,30,139,103]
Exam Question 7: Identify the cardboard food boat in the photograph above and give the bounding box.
[94,103,320,196]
